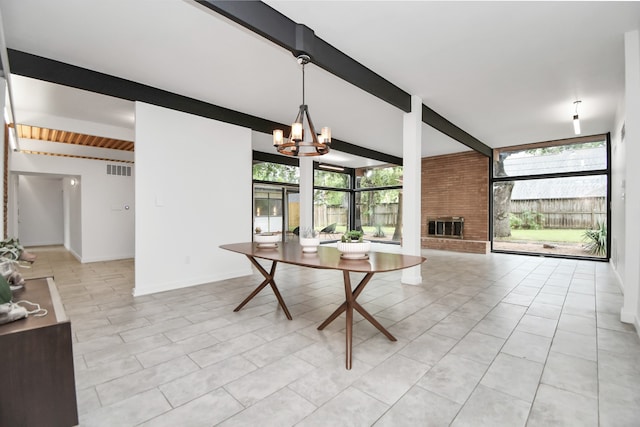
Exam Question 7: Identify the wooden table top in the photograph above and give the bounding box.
[220,242,426,273]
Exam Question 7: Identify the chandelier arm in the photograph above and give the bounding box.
[304,108,320,144]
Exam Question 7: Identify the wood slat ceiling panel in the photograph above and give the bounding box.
[16,124,134,151]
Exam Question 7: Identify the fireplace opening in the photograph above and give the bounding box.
[427,217,464,239]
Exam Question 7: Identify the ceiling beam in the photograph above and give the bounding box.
[7,49,279,133]
[196,0,492,158]
[8,49,401,165]
[197,0,411,113]
[422,105,492,157]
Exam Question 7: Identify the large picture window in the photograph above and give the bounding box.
[313,189,349,239]
[355,165,403,243]
[252,156,403,244]
[493,136,609,259]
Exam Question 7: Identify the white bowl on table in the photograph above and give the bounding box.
[336,240,371,259]
[254,233,280,248]
[299,237,320,253]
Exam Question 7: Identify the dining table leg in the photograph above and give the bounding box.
[317,271,397,369]
[233,256,292,320]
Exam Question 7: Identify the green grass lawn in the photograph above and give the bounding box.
[319,225,397,238]
[324,226,586,244]
[500,228,585,243]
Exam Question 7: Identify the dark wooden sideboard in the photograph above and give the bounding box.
[0,277,78,427]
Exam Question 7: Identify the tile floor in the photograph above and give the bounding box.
[21,246,640,426]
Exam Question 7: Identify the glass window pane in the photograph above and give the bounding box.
[254,186,283,233]
[355,189,401,243]
[314,169,349,188]
[253,161,299,183]
[356,165,403,189]
[493,175,607,258]
[494,140,607,178]
[313,190,349,240]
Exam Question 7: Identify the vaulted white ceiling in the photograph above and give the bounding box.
[1,0,638,167]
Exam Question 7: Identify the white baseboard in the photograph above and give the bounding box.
[69,248,82,262]
[620,307,640,339]
[132,268,253,297]
[24,241,64,247]
[79,253,135,263]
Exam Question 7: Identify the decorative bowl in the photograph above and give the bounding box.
[299,237,320,253]
[336,240,371,259]
[254,233,280,247]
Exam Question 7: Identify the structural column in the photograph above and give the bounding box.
[401,95,423,285]
[621,30,640,330]
[299,157,314,234]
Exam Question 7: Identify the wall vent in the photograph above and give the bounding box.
[107,164,132,176]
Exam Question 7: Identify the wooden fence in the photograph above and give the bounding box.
[314,204,399,228]
[314,198,604,230]
[511,197,606,229]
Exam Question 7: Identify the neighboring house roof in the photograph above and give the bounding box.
[511,176,607,200]
[506,147,607,200]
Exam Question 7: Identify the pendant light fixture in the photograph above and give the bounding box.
[573,100,582,135]
[273,54,331,156]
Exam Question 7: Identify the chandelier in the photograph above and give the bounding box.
[273,54,331,156]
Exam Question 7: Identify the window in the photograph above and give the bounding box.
[254,186,283,233]
[495,140,607,177]
[355,189,401,242]
[314,169,350,189]
[251,156,403,244]
[355,165,403,243]
[357,165,403,188]
[314,189,349,239]
[252,161,299,184]
[493,136,608,259]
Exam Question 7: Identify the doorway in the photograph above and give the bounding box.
[16,175,64,246]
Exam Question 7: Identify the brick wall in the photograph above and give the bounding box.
[421,151,489,253]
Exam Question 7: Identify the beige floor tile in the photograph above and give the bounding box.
[19,246,639,426]
[528,384,598,427]
[374,386,460,426]
[451,385,530,427]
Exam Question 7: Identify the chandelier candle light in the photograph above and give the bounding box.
[273,54,331,156]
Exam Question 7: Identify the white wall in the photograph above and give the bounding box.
[616,30,640,334]
[611,96,626,287]
[10,144,134,262]
[134,102,252,296]
[17,175,64,246]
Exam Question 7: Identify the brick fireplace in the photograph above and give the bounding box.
[421,151,490,254]
[427,217,464,239]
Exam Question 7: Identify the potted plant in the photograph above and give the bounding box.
[336,230,370,258]
[299,228,320,252]
[582,221,606,256]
